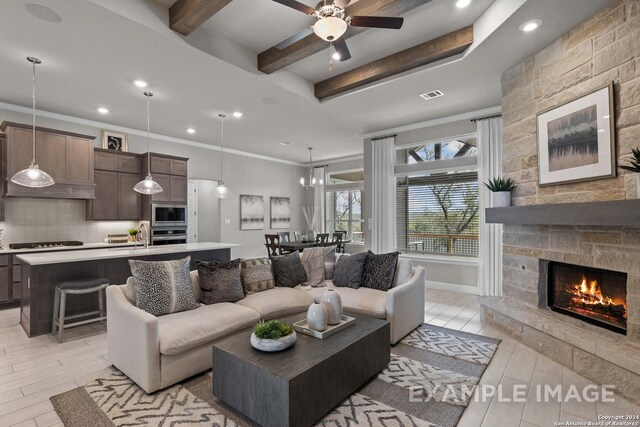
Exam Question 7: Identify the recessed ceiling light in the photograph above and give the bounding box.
[419,90,444,100]
[603,115,610,119]
[187,128,196,134]
[279,141,292,146]
[134,80,148,88]
[25,4,62,23]
[455,0,471,8]
[262,97,278,105]
[519,19,541,32]
[97,107,109,114]
[233,111,243,118]
[332,52,341,61]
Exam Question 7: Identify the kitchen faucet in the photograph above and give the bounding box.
[138,223,149,249]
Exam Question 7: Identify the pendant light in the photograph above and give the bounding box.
[134,91,163,195]
[215,113,233,199]
[300,147,323,189]
[10,57,55,188]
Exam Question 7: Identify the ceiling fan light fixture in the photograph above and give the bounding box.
[313,16,347,42]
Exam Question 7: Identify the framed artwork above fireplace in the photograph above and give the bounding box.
[537,82,615,186]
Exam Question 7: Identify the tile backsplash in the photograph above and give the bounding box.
[0,198,137,247]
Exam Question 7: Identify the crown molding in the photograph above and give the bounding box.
[0,101,306,167]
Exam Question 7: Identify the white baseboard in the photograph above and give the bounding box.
[426,280,479,295]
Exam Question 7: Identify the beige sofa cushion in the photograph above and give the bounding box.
[158,302,259,356]
[393,258,413,288]
[337,287,387,319]
[236,288,313,319]
[295,281,387,319]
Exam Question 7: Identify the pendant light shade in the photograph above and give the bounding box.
[11,57,55,188]
[134,92,163,195]
[215,114,233,199]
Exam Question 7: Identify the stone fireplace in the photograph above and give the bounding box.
[542,260,627,335]
[480,0,640,403]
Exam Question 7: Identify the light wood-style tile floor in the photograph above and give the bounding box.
[0,289,638,426]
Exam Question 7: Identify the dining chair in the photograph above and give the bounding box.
[304,230,315,243]
[315,233,330,246]
[293,231,303,242]
[332,232,345,253]
[264,234,280,257]
[278,232,291,243]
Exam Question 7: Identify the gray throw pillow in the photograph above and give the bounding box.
[196,259,245,304]
[333,251,367,289]
[271,251,308,288]
[362,251,400,291]
[129,257,199,317]
[323,246,337,280]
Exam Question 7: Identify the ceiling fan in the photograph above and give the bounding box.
[273,0,404,63]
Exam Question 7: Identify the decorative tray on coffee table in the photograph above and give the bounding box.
[293,315,356,339]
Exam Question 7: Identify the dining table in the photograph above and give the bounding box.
[279,240,352,252]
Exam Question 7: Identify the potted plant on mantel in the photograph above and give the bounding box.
[250,319,297,352]
[620,148,640,198]
[484,177,518,208]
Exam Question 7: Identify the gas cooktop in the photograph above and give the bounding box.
[9,241,84,250]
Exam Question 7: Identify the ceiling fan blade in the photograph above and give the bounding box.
[275,27,315,49]
[333,37,351,61]
[349,16,404,29]
[334,0,352,8]
[272,0,316,15]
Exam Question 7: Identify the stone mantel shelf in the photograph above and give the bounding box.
[486,199,640,226]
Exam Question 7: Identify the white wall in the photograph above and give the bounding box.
[0,108,308,258]
[363,118,479,293]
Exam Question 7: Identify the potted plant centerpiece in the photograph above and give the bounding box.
[250,319,297,352]
[128,228,138,243]
[484,177,517,207]
[620,148,640,198]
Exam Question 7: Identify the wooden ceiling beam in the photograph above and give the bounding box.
[258,0,433,74]
[169,0,234,36]
[314,25,473,100]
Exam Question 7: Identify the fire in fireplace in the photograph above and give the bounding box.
[546,261,627,334]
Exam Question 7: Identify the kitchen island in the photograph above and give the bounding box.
[17,242,239,337]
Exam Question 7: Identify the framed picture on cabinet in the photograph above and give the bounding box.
[101,130,128,152]
[537,83,615,186]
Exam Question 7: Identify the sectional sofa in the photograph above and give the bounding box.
[106,257,426,393]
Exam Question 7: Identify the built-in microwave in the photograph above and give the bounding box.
[152,204,187,227]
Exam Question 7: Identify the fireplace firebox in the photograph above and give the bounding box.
[545,261,627,334]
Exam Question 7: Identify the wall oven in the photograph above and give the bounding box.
[152,204,187,227]
[151,227,187,245]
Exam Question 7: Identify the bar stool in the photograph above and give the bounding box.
[52,278,109,343]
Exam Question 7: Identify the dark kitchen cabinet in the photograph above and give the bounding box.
[143,153,188,204]
[170,175,188,203]
[119,173,143,219]
[86,149,142,220]
[1,122,95,199]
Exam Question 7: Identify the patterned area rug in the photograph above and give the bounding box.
[51,324,499,427]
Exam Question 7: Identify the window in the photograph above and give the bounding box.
[397,138,478,164]
[326,189,364,243]
[396,137,478,256]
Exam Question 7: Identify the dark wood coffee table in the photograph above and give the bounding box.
[212,313,390,427]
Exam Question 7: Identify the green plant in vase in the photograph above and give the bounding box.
[483,177,517,207]
[620,148,640,199]
[128,228,139,242]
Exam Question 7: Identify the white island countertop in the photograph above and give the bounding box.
[17,242,240,265]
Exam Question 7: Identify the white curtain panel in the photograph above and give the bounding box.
[313,167,325,233]
[477,117,503,296]
[371,137,396,254]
